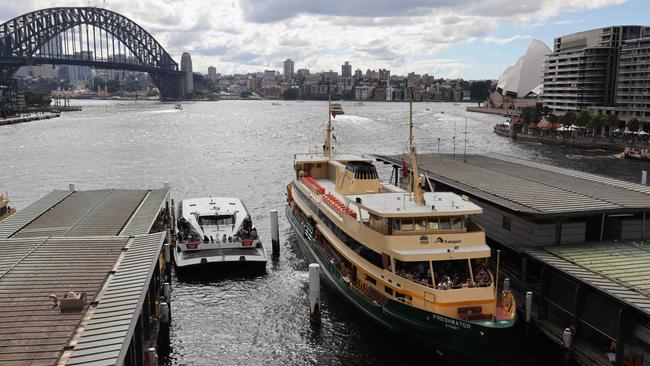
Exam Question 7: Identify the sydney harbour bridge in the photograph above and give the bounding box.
[0,7,190,115]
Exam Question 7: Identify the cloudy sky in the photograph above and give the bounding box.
[1,0,647,79]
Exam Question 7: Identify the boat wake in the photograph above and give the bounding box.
[334,115,372,125]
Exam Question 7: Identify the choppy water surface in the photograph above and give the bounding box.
[2,100,648,365]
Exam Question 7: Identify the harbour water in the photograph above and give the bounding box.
[2,100,649,365]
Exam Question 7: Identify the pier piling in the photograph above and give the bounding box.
[270,209,280,257]
[525,291,533,323]
[643,170,648,185]
[503,277,510,292]
[309,263,321,326]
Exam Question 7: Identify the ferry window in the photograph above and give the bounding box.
[365,274,377,285]
[401,218,414,231]
[471,258,492,287]
[433,260,471,290]
[382,253,393,272]
[385,287,393,296]
[451,217,463,230]
[439,218,451,230]
[415,218,427,231]
[428,218,440,230]
[392,219,401,232]
[502,216,511,231]
[395,259,432,287]
[0,207,5,216]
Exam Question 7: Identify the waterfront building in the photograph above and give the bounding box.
[616,29,650,122]
[354,68,363,80]
[354,85,374,100]
[342,61,352,78]
[543,26,648,113]
[498,39,550,98]
[208,66,217,81]
[378,68,390,81]
[376,153,650,366]
[181,52,194,95]
[283,58,294,82]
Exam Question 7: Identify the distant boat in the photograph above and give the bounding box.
[0,193,16,222]
[330,102,344,117]
[272,102,281,106]
[174,104,183,110]
[354,102,364,106]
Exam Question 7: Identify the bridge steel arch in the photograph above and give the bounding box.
[0,7,184,100]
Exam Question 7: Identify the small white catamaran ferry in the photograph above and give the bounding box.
[174,197,267,274]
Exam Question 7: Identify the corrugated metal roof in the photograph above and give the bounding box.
[525,246,650,317]
[120,188,169,236]
[0,190,71,239]
[6,189,167,239]
[67,232,165,366]
[0,236,128,366]
[12,190,112,238]
[377,153,650,216]
[64,190,148,237]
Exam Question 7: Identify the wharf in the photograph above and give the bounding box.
[0,112,60,126]
[0,186,174,366]
[466,106,518,116]
[376,153,650,366]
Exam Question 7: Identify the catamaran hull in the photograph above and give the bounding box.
[286,205,514,364]
[173,249,267,275]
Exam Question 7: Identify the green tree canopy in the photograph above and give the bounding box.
[628,118,641,132]
[576,109,592,127]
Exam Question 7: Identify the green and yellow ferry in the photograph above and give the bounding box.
[286,101,516,362]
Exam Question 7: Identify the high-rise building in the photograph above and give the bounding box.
[283,58,294,82]
[208,66,217,82]
[342,61,352,78]
[354,69,363,80]
[542,26,647,113]
[181,52,194,95]
[617,28,650,122]
[378,69,390,81]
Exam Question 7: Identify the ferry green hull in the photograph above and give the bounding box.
[286,205,515,363]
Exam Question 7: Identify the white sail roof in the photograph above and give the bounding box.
[496,39,551,98]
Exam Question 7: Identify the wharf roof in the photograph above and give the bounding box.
[376,153,650,217]
[0,188,170,239]
[525,243,650,317]
[66,232,165,366]
[0,236,129,365]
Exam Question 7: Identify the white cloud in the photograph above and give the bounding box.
[483,35,533,45]
[0,0,629,77]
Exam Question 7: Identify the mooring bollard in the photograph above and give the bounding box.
[525,291,533,323]
[309,263,321,326]
[503,277,510,293]
[563,327,572,349]
[163,282,171,303]
[160,302,170,324]
[270,209,280,257]
[68,183,75,192]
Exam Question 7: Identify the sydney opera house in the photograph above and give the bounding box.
[484,39,551,112]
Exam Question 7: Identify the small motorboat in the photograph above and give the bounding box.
[174,104,183,110]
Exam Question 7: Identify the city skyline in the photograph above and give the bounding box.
[0,0,647,79]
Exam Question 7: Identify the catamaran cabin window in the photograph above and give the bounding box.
[415,218,427,231]
[199,215,234,226]
[428,218,440,230]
